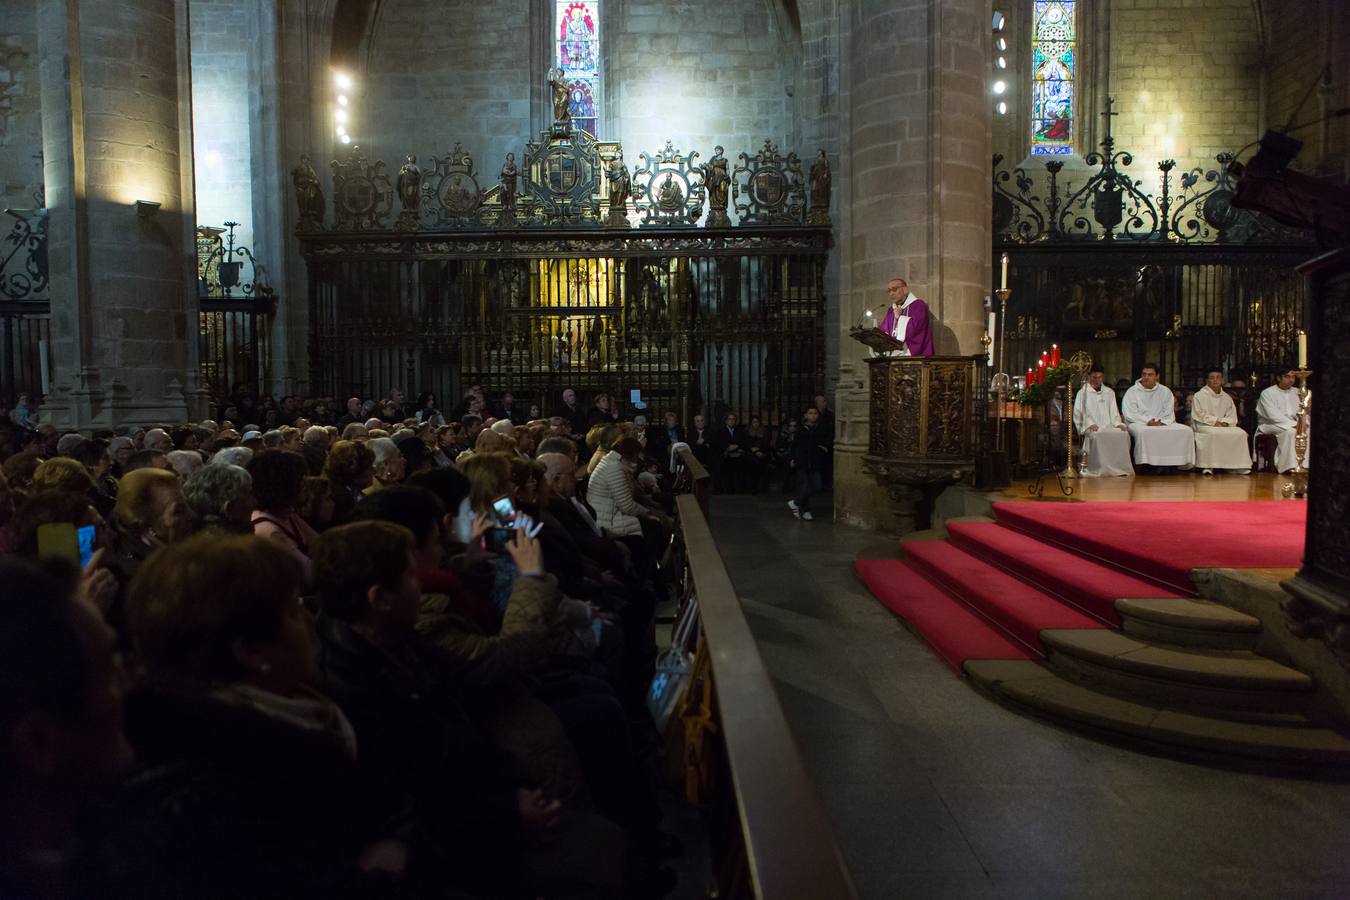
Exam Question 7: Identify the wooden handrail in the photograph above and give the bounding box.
[675,445,713,520]
[675,493,857,899]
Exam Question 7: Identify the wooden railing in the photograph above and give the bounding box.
[667,491,856,899]
[673,446,712,520]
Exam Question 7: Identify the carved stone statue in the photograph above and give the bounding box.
[606,154,631,226]
[500,152,518,210]
[703,146,731,227]
[396,155,422,230]
[549,68,571,127]
[656,173,685,211]
[291,155,325,231]
[808,149,832,224]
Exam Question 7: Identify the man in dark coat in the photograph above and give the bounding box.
[789,407,831,521]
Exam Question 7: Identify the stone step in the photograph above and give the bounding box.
[1116,596,1262,651]
[1040,627,1314,720]
[965,659,1350,770]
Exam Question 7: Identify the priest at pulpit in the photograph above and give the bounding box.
[878,277,935,357]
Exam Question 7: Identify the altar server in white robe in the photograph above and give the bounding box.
[1073,365,1133,476]
[1121,364,1195,469]
[1257,369,1309,473]
[1191,367,1252,475]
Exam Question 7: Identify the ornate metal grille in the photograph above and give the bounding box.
[304,229,827,423]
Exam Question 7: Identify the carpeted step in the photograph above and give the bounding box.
[900,541,1103,654]
[854,559,1033,672]
[990,500,1307,595]
[1116,597,1262,651]
[965,659,1350,769]
[946,520,1183,624]
[1040,628,1313,719]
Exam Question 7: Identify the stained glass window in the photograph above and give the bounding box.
[1031,0,1075,155]
[556,0,600,136]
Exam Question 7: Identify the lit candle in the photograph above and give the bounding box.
[1298,330,1307,369]
[1051,344,1060,366]
[1000,253,1009,292]
[1026,367,1034,387]
[1037,359,1046,384]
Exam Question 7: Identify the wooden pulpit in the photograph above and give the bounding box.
[860,353,985,529]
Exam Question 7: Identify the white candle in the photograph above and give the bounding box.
[1000,253,1009,292]
[987,312,997,364]
[1298,330,1307,369]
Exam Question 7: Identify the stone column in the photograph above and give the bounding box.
[38,0,202,430]
[832,0,992,530]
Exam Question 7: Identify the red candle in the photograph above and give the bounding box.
[1051,344,1061,366]
[1036,360,1046,384]
[1026,367,1034,387]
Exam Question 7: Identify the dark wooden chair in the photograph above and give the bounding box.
[1254,432,1278,473]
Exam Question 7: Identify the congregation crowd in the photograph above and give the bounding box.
[0,382,833,899]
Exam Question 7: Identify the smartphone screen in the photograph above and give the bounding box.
[491,494,517,528]
[36,522,81,565]
[77,524,96,567]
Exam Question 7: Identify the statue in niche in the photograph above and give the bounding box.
[549,67,571,127]
[808,149,831,225]
[637,267,667,333]
[703,146,731,227]
[656,173,685,212]
[291,155,325,231]
[499,152,518,211]
[445,174,477,215]
[606,153,631,226]
[396,155,422,230]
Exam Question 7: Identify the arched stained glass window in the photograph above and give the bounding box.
[556,0,601,136]
[1031,0,1075,155]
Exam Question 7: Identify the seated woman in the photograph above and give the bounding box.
[364,437,405,495]
[311,521,627,900]
[322,439,374,525]
[183,462,255,533]
[0,560,133,898]
[248,450,320,586]
[115,533,415,898]
[111,468,195,578]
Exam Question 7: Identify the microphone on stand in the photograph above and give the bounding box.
[853,300,894,332]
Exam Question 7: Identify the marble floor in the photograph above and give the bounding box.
[707,492,1350,900]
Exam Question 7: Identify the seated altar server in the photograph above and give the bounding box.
[1191,367,1252,475]
[1072,365,1133,476]
[1121,364,1195,471]
[1257,368,1309,473]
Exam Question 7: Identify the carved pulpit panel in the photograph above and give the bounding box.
[865,355,982,478]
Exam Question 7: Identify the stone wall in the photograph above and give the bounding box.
[1107,0,1261,170]
[0,0,42,214]
[606,0,796,163]
[190,0,256,250]
[359,0,534,177]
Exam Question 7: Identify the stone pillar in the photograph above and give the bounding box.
[832,0,992,530]
[38,0,203,431]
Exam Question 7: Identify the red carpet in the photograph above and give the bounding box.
[856,500,1306,671]
[992,500,1306,595]
[855,559,1032,672]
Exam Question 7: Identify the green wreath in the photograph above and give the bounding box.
[1012,363,1072,405]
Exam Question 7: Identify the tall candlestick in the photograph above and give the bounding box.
[1298,330,1307,368]
[1000,253,1009,292]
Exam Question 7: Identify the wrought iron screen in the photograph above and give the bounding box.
[304,230,828,423]
[994,98,1318,390]
[297,124,832,422]
[0,209,51,407]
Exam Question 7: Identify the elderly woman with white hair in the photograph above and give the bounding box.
[210,446,254,468]
[143,427,173,454]
[363,437,405,495]
[183,462,255,533]
[165,449,205,481]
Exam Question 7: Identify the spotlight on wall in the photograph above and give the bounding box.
[335,109,348,124]
[134,199,162,220]
[993,80,1007,95]
[339,135,351,144]
[997,102,1008,115]
[996,37,1007,51]
[338,94,348,106]
[996,56,1007,69]
[334,70,352,90]
[992,10,1005,31]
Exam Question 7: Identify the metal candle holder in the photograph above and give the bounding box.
[1282,368,1312,499]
